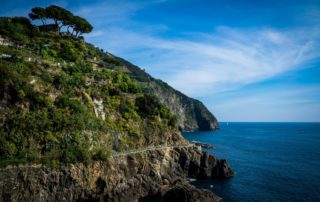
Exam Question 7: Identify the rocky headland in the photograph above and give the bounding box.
[0,7,232,202]
[0,146,233,202]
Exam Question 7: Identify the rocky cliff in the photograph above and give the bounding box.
[115,58,219,131]
[0,147,233,202]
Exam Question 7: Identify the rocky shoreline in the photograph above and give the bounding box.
[0,147,233,202]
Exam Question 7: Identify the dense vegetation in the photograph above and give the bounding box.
[0,8,178,166]
[0,17,37,43]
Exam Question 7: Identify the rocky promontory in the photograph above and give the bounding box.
[0,9,232,202]
[0,147,233,202]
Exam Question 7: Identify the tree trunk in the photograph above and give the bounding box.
[41,18,46,25]
[54,19,59,33]
[71,29,75,37]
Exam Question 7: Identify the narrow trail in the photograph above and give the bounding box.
[111,144,195,157]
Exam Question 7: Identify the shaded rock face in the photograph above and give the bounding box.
[140,180,221,202]
[149,80,219,131]
[0,148,232,202]
[118,59,219,131]
[179,150,233,180]
[198,152,234,179]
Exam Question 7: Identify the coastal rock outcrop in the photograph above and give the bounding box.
[0,147,232,202]
[141,180,221,202]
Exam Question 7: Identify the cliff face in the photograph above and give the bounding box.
[117,58,219,131]
[149,80,219,131]
[0,147,233,202]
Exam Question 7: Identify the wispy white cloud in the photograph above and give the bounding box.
[86,25,320,96]
[210,85,320,122]
[85,30,104,38]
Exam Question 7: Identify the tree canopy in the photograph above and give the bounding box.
[29,7,47,25]
[28,5,93,37]
[72,16,93,37]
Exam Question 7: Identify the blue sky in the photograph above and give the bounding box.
[1,0,320,122]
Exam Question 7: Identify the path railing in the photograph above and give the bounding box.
[111,144,195,157]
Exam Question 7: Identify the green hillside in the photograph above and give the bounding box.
[0,6,217,166]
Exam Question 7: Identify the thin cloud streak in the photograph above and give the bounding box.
[210,85,320,122]
[86,26,320,96]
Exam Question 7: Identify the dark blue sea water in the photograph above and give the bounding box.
[183,122,320,202]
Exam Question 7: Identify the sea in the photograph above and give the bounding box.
[182,122,320,202]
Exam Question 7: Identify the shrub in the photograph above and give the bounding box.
[92,148,111,161]
[0,134,17,159]
[0,17,37,43]
[135,94,162,116]
[54,95,85,113]
[58,40,81,62]
[62,63,93,75]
